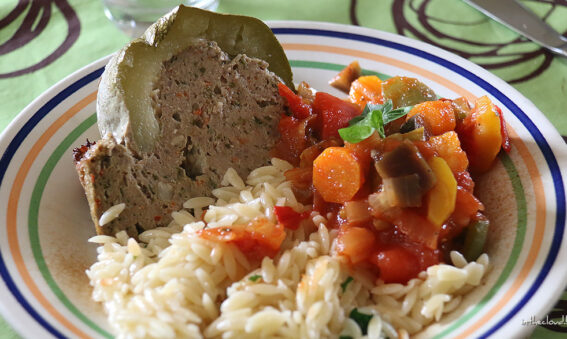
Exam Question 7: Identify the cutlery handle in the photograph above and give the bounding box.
[464,0,567,56]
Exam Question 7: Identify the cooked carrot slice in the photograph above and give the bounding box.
[348,75,384,108]
[406,100,456,136]
[428,131,469,174]
[313,147,364,203]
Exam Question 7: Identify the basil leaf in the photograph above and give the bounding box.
[370,109,385,138]
[340,276,354,293]
[338,99,413,143]
[383,106,413,125]
[349,308,373,335]
[366,102,385,113]
[348,114,367,126]
[381,100,393,114]
[338,124,374,143]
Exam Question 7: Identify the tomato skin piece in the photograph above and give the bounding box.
[312,92,362,140]
[495,105,511,153]
[370,246,420,284]
[274,206,311,230]
[337,226,377,264]
[278,83,312,119]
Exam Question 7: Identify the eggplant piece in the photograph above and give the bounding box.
[450,97,472,121]
[329,61,362,93]
[401,127,426,142]
[382,174,422,207]
[399,114,432,138]
[375,142,436,189]
[382,76,437,108]
[373,141,437,207]
[382,127,427,143]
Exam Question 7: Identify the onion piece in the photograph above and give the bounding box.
[344,200,372,224]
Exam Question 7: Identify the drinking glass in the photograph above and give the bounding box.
[102,0,219,37]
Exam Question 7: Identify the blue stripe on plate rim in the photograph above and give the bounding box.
[0,67,104,339]
[0,26,562,338]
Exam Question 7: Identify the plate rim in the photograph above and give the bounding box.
[0,20,566,339]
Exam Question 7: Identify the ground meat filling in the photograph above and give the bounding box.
[152,40,283,188]
[77,40,284,237]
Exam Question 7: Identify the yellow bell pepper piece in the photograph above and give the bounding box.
[426,156,457,228]
[463,96,503,173]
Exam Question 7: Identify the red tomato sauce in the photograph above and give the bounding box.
[198,74,508,285]
[275,78,508,284]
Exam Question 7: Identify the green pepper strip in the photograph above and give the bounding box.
[462,219,490,262]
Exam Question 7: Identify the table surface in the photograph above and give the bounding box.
[1,0,566,338]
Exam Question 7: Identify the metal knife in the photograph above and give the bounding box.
[462,0,567,57]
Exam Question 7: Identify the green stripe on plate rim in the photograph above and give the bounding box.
[433,152,527,338]
[27,61,526,338]
[290,60,391,79]
[28,113,112,338]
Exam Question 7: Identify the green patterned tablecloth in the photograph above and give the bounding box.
[1,0,566,338]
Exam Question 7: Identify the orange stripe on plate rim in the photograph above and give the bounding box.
[7,91,97,339]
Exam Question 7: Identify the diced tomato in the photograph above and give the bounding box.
[198,218,286,260]
[312,92,362,140]
[278,83,313,119]
[376,208,439,249]
[274,206,311,230]
[337,226,376,264]
[370,246,420,284]
[372,227,440,283]
[272,115,311,166]
[451,187,484,226]
[455,171,475,192]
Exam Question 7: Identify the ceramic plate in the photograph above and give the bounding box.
[1,21,566,338]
